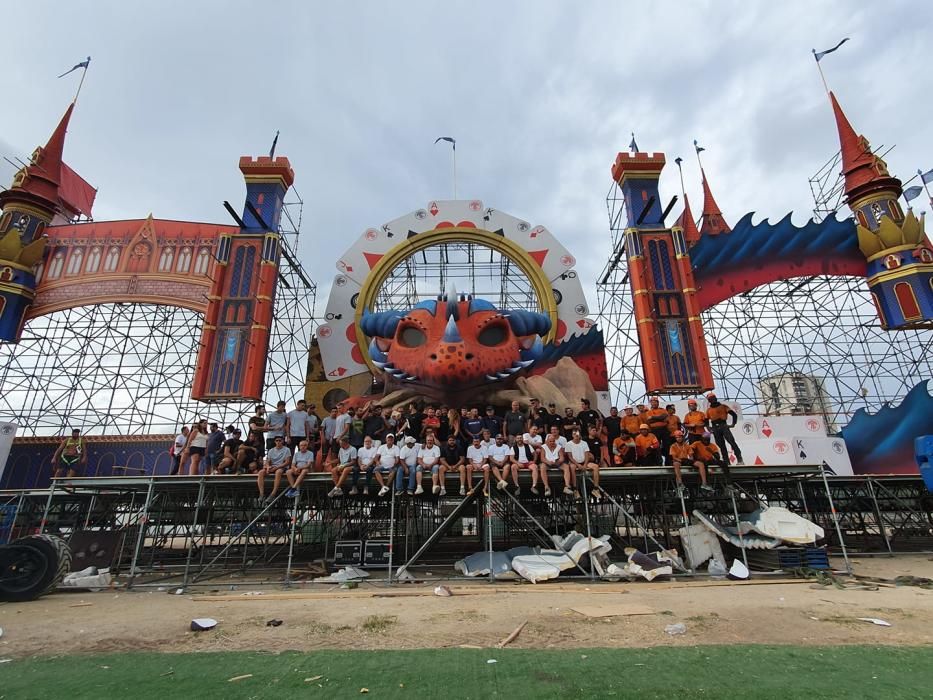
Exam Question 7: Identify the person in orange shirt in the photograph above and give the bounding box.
[645,398,670,464]
[622,406,642,437]
[682,399,708,440]
[706,392,744,465]
[669,430,712,496]
[692,432,732,485]
[634,424,661,466]
[612,433,636,466]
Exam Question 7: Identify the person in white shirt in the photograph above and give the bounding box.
[399,436,423,495]
[537,433,564,497]
[464,436,488,497]
[286,439,315,497]
[355,436,378,496]
[323,436,355,497]
[522,425,543,451]
[257,436,292,503]
[510,433,537,495]
[418,435,442,495]
[285,400,309,450]
[479,428,495,452]
[548,425,568,449]
[487,434,512,492]
[374,433,400,496]
[563,430,601,498]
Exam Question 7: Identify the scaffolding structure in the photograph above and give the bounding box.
[374,242,538,313]
[0,195,316,436]
[596,180,933,428]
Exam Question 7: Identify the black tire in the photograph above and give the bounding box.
[10,535,72,595]
[0,544,53,602]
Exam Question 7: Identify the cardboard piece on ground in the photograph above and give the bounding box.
[570,604,656,618]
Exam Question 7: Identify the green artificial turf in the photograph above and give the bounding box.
[1,646,930,699]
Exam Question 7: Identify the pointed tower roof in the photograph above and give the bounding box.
[699,168,730,236]
[674,193,701,245]
[828,91,901,203]
[0,103,75,215]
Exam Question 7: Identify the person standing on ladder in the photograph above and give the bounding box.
[705,393,744,465]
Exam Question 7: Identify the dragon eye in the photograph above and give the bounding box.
[478,323,507,347]
[398,326,427,348]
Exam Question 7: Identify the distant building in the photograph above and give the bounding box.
[759,371,833,427]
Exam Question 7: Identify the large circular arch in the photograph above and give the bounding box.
[354,227,559,375]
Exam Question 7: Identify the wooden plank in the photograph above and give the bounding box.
[570,604,656,618]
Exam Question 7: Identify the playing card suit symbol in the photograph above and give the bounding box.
[575,319,593,329]
[318,326,332,338]
[415,209,427,220]
[335,276,348,287]
[517,221,530,232]
[760,420,772,437]
[337,260,353,273]
[469,200,482,211]
[754,456,764,465]
[429,202,439,216]
[328,367,348,377]
[774,441,788,454]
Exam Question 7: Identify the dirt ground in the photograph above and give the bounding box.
[1,556,931,658]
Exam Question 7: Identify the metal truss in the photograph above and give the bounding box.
[0,196,316,436]
[375,241,537,313]
[596,182,933,427]
[4,468,925,588]
[808,146,893,222]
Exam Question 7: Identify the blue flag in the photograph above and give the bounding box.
[58,56,91,79]
[904,186,923,202]
[813,38,849,62]
[919,168,933,185]
[629,133,638,152]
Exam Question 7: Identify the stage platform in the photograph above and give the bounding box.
[0,466,930,589]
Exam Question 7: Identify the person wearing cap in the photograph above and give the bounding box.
[577,398,602,435]
[438,435,463,496]
[398,435,423,495]
[644,398,671,464]
[288,439,317,497]
[621,406,641,437]
[683,400,708,440]
[669,430,712,496]
[355,436,378,496]
[257,435,291,503]
[216,428,244,474]
[691,432,729,483]
[373,433,401,497]
[536,433,563,497]
[706,393,744,465]
[603,407,622,449]
[481,406,502,437]
[561,407,581,442]
[564,430,603,499]
[487,434,512,492]
[509,433,537,495]
[634,424,661,466]
[464,436,488,496]
[323,436,353,497]
[418,434,442,495]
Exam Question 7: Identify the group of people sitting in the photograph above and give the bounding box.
[157,392,745,504]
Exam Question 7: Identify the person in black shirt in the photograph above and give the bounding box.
[503,400,528,444]
[436,405,451,442]
[561,407,581,441]
[438,436,464,497]
[532,407,550,433]
[577,398,602,434]
[363,405,387,443]
[544,403,563,433]
[404,403,424,438]
[216,430,244,474]
[603,406,622,448]
[587,425,608,468]
[481,406,502,436]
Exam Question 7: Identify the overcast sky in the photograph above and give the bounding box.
[3,1,932,313]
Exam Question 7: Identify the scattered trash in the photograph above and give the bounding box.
[160,670,174,677]
[69,602,94,608]
[340,581,359,590]
[619,547,675,581]
[497,620,528,648]
[266,619,283,627]
[360,688,369,694]
[0,659,11,664]
[244,591,264,596]
[190,618,218,631]
[571,605,655,618]
[317,566,370,583]
[175,588,184,595]
[458,644,482,649]
[228,674,253,682]
[433,585,452,597]
[304,675,323,682]
[728,560,750,580]
[707,559,728,577]
[856,617,892,627]
[664,623,687,636]
[487,659,498,664]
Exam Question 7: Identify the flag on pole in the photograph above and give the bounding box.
[903,186,923,202]
[434,136,456,150]
[629,133,638,152]
[813,38,850,62]
[674,157,683,166]
[58,56,91,79]
[269,130,279,159]
[693,139,705,154]
[919,168,933,185]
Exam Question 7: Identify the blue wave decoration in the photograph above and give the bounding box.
[689,211,859,274]
[537,327,605,363]
[841,380,933,474]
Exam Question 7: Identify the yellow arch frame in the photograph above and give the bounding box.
[354,227,559,375]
